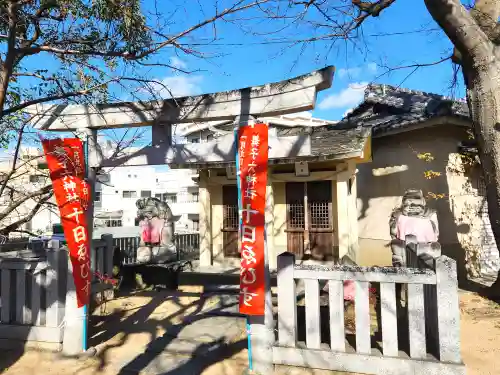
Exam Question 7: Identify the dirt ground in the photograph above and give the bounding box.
[1,289,499,375]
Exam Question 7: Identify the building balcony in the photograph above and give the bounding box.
[170,201,200,216]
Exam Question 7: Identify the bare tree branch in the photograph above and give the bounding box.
[2,79,114,116]
[0,191,53,236]
[0,184,52,222]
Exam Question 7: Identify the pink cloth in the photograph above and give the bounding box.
[150,217,164,244]
[140,220,151,243]
[324,280,375,302]
[140,218,164,244]
[343,280,356,301]
[396,215,437,243]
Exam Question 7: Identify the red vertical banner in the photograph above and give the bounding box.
[238,123,268,315]
[41,138,91,308]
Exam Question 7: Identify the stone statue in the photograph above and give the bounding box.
[389,188,439,267]
[135,197,177,263]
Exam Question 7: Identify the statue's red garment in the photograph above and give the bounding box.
[140,217,165,244]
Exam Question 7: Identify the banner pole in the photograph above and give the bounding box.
[234,126,254,371]
[83,129,98,353]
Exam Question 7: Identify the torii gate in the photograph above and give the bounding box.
[29,66,335,372]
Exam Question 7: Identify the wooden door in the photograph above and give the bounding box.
[222,185,239,257]
[286,182,305,258]
[307,181,334,261]
[286,181,333,260]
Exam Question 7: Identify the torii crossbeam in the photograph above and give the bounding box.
[29,66,334,131]
[28,67,335,169]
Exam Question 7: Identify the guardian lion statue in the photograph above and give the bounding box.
[135,197,177,263]
[389,189,439,267]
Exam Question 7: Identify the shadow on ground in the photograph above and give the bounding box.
[89,280,248,375]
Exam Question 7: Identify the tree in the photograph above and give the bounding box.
[0,0,268,237]
[257,0,500,283]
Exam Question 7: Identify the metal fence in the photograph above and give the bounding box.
[92,226,200,266]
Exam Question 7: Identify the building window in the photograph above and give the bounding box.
[155,193,176,203]
[165,193,177,204]
[141,190,151,198]
[472,173,487,196]
[191,192,199,202]
[192,220,200,231]
[29,175,44,183]
[478,176,486,196]
[123,191,137,198]
[95,191,102,202]
[104,219,122,227]
[191,137,200,144]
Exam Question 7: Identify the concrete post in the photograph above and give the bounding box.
[249,228,275,374]
[435,256,462,363]
[199,169,212,267]
[347,164,359,261]
[62,253,86,355]
[335,174,349,260]
[265,176,276,270]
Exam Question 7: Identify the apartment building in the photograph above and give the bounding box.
[0,147,57,237]
[1,146,200,236]
[94,166,199,233]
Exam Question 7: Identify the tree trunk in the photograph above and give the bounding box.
[424,0,500,290]
[463,63,500,287]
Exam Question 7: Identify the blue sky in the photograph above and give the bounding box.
[2,0,466,157]
[123,0,463,121]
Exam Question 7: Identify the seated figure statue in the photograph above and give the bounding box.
[389,189,439,267]
[135,197,177,263]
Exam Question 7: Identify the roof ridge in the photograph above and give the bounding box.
[365,83,465,103]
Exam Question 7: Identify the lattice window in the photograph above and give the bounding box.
[477,176,486,197]
[309,201,331,229]
[223,204,239,229]
[287,202,305,229]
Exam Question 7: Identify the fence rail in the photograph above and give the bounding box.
[93,227,200,265]
[0,236,113,351]
[0,238,48,253]
[274,245,465,374]
[0,241,67,347]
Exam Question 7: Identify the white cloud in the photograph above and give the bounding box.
[170,56,187,70]
[367,62,378,72]
[149,75,203,98]
[337,63,377,79]
[318,82,368,110]
[337,67,361,79]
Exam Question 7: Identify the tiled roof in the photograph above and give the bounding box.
[276,125,370,158]
[309,126,370,157]
[335,84,470,136]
